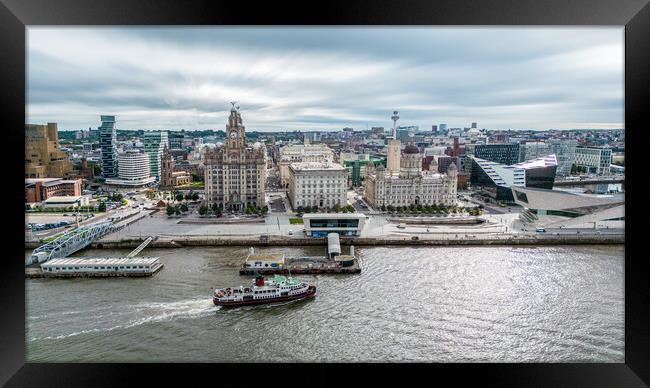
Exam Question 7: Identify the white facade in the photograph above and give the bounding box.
[41,257,162,274]
[365,149,458,208]
[287,161,347,209]
[278,144,334,187]
[144,131,169,180]
[575,147,612,175]
[107,150,155,186]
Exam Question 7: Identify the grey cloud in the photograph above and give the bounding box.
[27,27,623,131]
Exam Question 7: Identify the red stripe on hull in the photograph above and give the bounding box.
[214,286,316,307]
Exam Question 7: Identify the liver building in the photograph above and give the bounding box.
[204,104,267,211]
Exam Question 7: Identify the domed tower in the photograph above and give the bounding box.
[400,144,422,179]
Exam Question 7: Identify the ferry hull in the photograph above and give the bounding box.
[213,285,316,307]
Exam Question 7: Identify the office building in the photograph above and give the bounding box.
[144,131,169,181]
[168,132,184,150]
[474,143,520,165]
[99,116,118,178]
[287,161,347,209]
[278,144,334,188]
[575,146,612,175]
[519,141,551,163]
[365,144,458,208]
[25,178,82,203]
[547,139,577,177]
[105,150,155,187]
[25,123,73,178]
[204,105,267,211]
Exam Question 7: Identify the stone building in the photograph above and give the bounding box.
[203,105,266,211]
[287,161,347,210]
[365,144,457,208]
[25,123,73,178]
[278,144,334,188]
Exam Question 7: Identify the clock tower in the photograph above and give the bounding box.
[225,102,245,149]
[204,103,267,212]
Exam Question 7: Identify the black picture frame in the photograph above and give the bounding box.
[2,0,648,386]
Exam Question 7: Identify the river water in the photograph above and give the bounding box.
[26,245,624,362]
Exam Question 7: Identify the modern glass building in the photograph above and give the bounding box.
[99,115,118,178]
[474,143,520,165]
[303,213,366,237]
[575,146,612,175]
[547,139,578,177]
[144,131,169,181]
[470,154,557,202]
[343,158,387,187]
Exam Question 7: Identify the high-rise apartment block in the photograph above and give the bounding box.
[99,116,118,178]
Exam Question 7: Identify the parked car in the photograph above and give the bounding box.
[535,227,546,233]
[288,230,294,235]
[397,224,406,229]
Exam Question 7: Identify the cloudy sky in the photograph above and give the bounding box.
[27,27,623,132]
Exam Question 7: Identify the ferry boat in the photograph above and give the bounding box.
[213,274,316,307]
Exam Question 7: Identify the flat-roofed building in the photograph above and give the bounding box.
[42,195,90,208]
[144,131,169,181]
[99,115,118,178]
[105,150,156,187]
[288,161,347,210]
[303,213,366,237]
[278,144,334,188]
[575,146,612,175]
[25,178,82,203]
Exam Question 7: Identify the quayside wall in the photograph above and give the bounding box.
[86,234,624,249]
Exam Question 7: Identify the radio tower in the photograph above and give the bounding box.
[391,110,399,138]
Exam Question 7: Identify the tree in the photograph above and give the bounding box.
[180,203,189,212]
[261,206,269,215]
[175,193,184,202]
[345,204,355,213]
[98,201,106,212]
[191,192,199,201]
[380,205,386,212]
[174,207,181,216]
[199,205,208,216]
[333,203,341,213]
[166,205,175,216]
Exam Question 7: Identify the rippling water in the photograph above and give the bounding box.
[26,245,624,362]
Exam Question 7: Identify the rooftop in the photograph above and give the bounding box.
[42,257,160,266]
[289,161,345,171]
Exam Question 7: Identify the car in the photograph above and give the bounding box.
[288,230,294,235]
[535,227,546,233]
[396,224,406,229]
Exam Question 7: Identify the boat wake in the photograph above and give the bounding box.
[29,297,219,341]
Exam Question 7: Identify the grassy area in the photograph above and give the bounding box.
[289,218,304,224]
[176,181,205,189]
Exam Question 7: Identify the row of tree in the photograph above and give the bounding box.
[380,204,482,216]
[295,204,356,214]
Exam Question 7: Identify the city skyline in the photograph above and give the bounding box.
[28,27,624,132]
